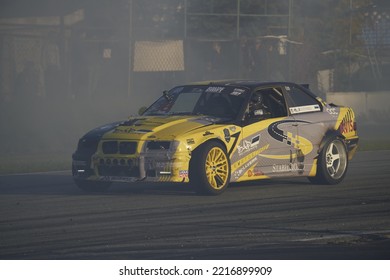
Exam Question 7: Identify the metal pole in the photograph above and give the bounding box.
[349,0,352,45]
[184,0,187,38]
[288,0,293,37]
[349,0,352,89]
[288,0,293,80]
[127,0,133,99]
[236,0,240,39]
[237,0,241,78]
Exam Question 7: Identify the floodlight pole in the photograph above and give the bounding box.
[128,0,134,99]
[288,0,293,80]
[236,0,241,39]
[184,0,187,38]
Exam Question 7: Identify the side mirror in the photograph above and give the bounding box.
[138,106,147,116]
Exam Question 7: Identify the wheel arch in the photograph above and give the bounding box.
[191,137,228,156]
[188,137,231,193]
[318,130,345,155]
[308,131,349,185]
[189,137,229,170]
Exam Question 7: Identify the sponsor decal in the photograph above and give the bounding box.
[237,135,261,155]
[268,120,310,147]
[253,166,264,176]
[247,167,264,177]
[179,170,189,178]
[326,107,338,115]
[339,109,355,134]
[296,149,305,175]
[230,88,245,96]
[223,128,231,143]
[233,156,258,180]
[227,132,241,155]
[264,120,313,160]
[252,135,260,144]
[272,163,303,173]
[289,105,320,114]
[229,126,237,132]
[206,86,225,93]
[231,144,269,179]
[339,121,355,134]
[203,131,214,136]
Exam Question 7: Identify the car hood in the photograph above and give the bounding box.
[102,115,225,140]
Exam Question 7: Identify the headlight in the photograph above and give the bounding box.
[144,140,180,152]
[146,141,171,150]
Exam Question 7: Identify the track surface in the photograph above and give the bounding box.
[1,150,390,259]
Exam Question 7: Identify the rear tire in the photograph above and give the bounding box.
[308,138,348,185]
[189,141,231,195]
[74,179,111,192]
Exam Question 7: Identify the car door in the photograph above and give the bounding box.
[282,84,326,176]
[230,86,298,182]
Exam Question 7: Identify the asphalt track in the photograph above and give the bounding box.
[1,150,390,260]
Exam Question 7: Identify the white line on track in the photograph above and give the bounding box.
[295,229,390,242]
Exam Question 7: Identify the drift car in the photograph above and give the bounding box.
[72,81,359,195]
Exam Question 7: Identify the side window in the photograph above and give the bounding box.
[265,87,288,118]
[284,86,321,115]
[244,87,287,124]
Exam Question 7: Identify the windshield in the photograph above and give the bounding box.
[143,85,248,120]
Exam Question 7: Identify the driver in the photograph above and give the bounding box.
[247,92,270,121]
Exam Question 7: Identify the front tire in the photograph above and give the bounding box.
[189,141,231,195]
[308,138,348,185]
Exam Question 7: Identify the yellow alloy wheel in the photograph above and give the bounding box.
[205,147,229,190]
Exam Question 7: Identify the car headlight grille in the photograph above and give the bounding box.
[102,141,137,154]
[119,141,137,154]
[102,141,118,154]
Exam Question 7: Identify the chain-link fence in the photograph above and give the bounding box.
[0,0,389,157]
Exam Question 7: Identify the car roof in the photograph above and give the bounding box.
[185,80,299,91]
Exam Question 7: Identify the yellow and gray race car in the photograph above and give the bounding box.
[72,81,359,195]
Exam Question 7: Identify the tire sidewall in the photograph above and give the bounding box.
[318,138,348,185]
[189,141,231,195]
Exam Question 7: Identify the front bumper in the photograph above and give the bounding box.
[72,151,191,183]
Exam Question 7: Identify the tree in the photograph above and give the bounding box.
[291,0,375,91]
